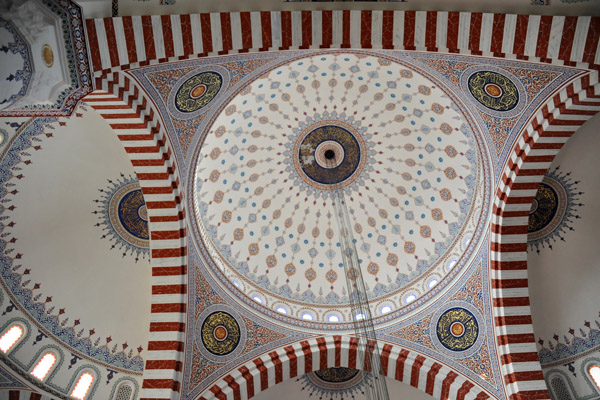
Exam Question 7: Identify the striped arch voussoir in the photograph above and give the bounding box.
[3,390,56,400]
[491,73,600,400]
[199,336,492,400]
[85,12,600,82]
[83,82,187,400]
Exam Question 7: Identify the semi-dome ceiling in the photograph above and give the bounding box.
[191,52,490,325]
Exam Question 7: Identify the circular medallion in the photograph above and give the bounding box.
[94,175,149,262]
[42,44,53,68]
[468,71,518,111]
[113,188,149,243]
[303,367,366,397]
[528,182,560,234]
[201,311,241,356]
[436,307,479,352]
[195,305,246,362]
[528,168,583,253]
[297,125,361,186]
[175,71,223,113]
[460,66,526,118]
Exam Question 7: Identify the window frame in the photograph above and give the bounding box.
[0,323,26,354]
[30,351,58,381]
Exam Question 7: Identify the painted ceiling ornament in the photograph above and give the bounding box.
[432,301,484,357]
[460,65,526,118]
[191,51,490,325]
[167,65,230,120]
[41,44,53,68]
[528,166,583,254]
[174,71,223,113]
[288,111,373,196]
[194,304,246,363]
[93,174,150,262]
[436,307,479,351]
[300,367,366,399]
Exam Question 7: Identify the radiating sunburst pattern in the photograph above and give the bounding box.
[193,53,486,322]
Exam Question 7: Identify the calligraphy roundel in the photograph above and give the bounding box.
[461,65,526,118]
[436,307,479,351]
[468,71,519,112]
[168,65,230,119]
[195,305,246,362]
[432,301,484,357]
[175,71,223,113]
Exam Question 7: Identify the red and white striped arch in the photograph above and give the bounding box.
[491,74,600,400]
[85,11,600,82]
[200,336,491,400]
[3,390,55,400]
[83,80,187,400]
[80,9,600,400]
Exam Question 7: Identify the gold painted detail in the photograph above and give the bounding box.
[468,71,519,111]
[42,44,53,68]
[314,368,360,383]
[436,307,478,351]
[201,311,241,356]
[528,182,558,233]
[175,71,222,113]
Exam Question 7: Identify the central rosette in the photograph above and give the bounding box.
[294,120,367,189]
[192,52,487,325]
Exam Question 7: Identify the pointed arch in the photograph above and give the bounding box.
[198,336,492,400]
[491,74,600,400]
[83,82,187,400]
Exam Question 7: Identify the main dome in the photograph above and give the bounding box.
[191,52,489,325]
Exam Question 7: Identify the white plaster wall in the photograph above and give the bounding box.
[529,113,600,343]
[6,105,151,362]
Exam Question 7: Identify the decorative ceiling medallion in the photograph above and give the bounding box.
[294,118,369,190]
[168,65,230,120]
[528,167,583,253]
[191,51,491,326]
[41,44,53,68]
[93,174,150,262]
[301,367,366,399]
[468,71,518,111]
[175,71,222,113]
[194,305,246,362]
[437,308,478,351]
[432,301,484,357]
[460,65,526,118]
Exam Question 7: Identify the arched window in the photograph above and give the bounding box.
[113,382,133,400]
[71,372,94,400]
[550,376,573,400]
[590,365,600,390]
[31,353,57,381]
[0,325,24,353]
